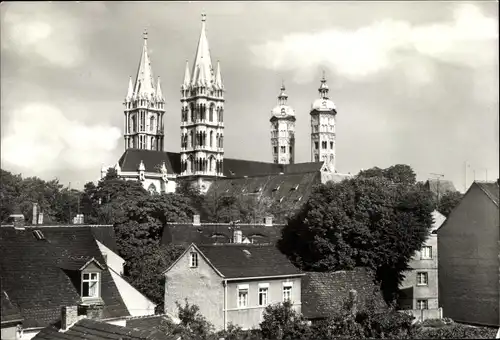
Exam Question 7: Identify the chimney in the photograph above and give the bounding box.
[193,214,201,226]
[264,216,273,227]
[38,212,44,225]
[32,203,38,225]
[233,229,242,244]
[61,306,79,331]
[78,301,104,320]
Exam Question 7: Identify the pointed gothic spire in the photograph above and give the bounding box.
[191,13,214,87]
[182,60,191,89]
[125,76,134,102]
[215,60,223,90]
[156,77,164,102]
[133,29,156,99]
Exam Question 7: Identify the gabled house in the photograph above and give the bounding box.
[0,223,156,339]
[398,210,445,320]
[163,243,304,331]
[438,180,499,326]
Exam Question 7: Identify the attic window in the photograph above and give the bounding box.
[242,188,246,193]
[82,272,100,299]
[291,184,299,191]
[273,185,280,192]
[33,230,45,240]
[254,188,262,193]
[278,197,284,203]
[225,189,230,193]
[190,252,199,268]
[242,249,251,257]
[296,196,303,202]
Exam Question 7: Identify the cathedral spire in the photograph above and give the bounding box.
[215,60,223,89]
[125,76,134,102]
[156,77,164,102]
[182,60,191,89]
[319,70,329,99]
[134,28,156,99]
[191,13,214,86]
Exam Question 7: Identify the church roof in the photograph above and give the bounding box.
[118,149,324,178]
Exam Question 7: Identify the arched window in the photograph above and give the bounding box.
[151,137,156,150]
[150,116,156,132]
[190,130,194,147]
[219,108,224,122]
[131,116,136,133]
[190,103,195,122]
[209,105,214,121]
[210,131,213,147]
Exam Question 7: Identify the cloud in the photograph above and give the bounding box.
[249,4,498,84]
[1,4,85,68]
[1,104,121,173]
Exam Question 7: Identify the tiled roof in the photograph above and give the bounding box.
[90,225,119,253]
[118,149,324,178]
[476,181,499,206]
[206,172,321,216]
[424,179,457,196]
[126,314,176,333]
[1,289,22,324]
[32,318,176,340]
[161,223,284,246]
[0,226,129,328]
[118,149,181,174]
[301,268,385,319]
[196,244,303,279]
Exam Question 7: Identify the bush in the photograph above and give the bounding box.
[260,301,311,340]
[413,323,497,339]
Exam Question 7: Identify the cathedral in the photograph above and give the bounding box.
[102,14,351,195]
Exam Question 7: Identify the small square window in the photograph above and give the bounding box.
[190,252,198,268]
[417,299,428,310]
[421,246,432,259]
[417,272,428,286]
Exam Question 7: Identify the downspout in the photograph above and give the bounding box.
[224,279,228,330]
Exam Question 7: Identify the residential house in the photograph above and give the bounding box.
[438,180,499,326]
[163,243,304,331]
[301,268,386,321]
[398,210,445,320]
[0,221,156,339]
[161,215,283,246]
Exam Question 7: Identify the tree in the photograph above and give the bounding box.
[279,172,434,303]
[174,299,215,340]
[260,301,311,340]
[176,179,205,215]
[0,169,22,222]
[359,164,416,186]
[437,191,463,217]
[124,243,185,312]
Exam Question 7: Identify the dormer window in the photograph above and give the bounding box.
[82,272,100,299]
[190,252,198,268]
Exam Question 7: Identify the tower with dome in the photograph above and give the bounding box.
[270,82,296,164]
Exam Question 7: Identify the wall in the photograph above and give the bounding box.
[226,277,302,330]
[1,325,18,340]
[96,240,125,275]
[164,245,225,330]
[438,184,499,326]
[400,234,439,309]
[402,308,443,322]
[109,269,156,317]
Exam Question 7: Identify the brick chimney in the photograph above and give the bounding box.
[193,214,201,226]
[78,301,104,321]
[61,306,80,331]
[32,203,38,225]
[233,229,243,244]
[264,216,273,227]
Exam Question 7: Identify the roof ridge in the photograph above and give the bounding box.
[475,181,499,207]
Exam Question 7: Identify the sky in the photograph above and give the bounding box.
[1,1,498,191]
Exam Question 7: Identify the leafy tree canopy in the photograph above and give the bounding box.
[437,190,463,217]
[279,165,434,303]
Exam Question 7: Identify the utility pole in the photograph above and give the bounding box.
[430,173,445,208]
[68,182,72,224]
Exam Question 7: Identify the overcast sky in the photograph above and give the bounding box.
[1,1,498,191]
